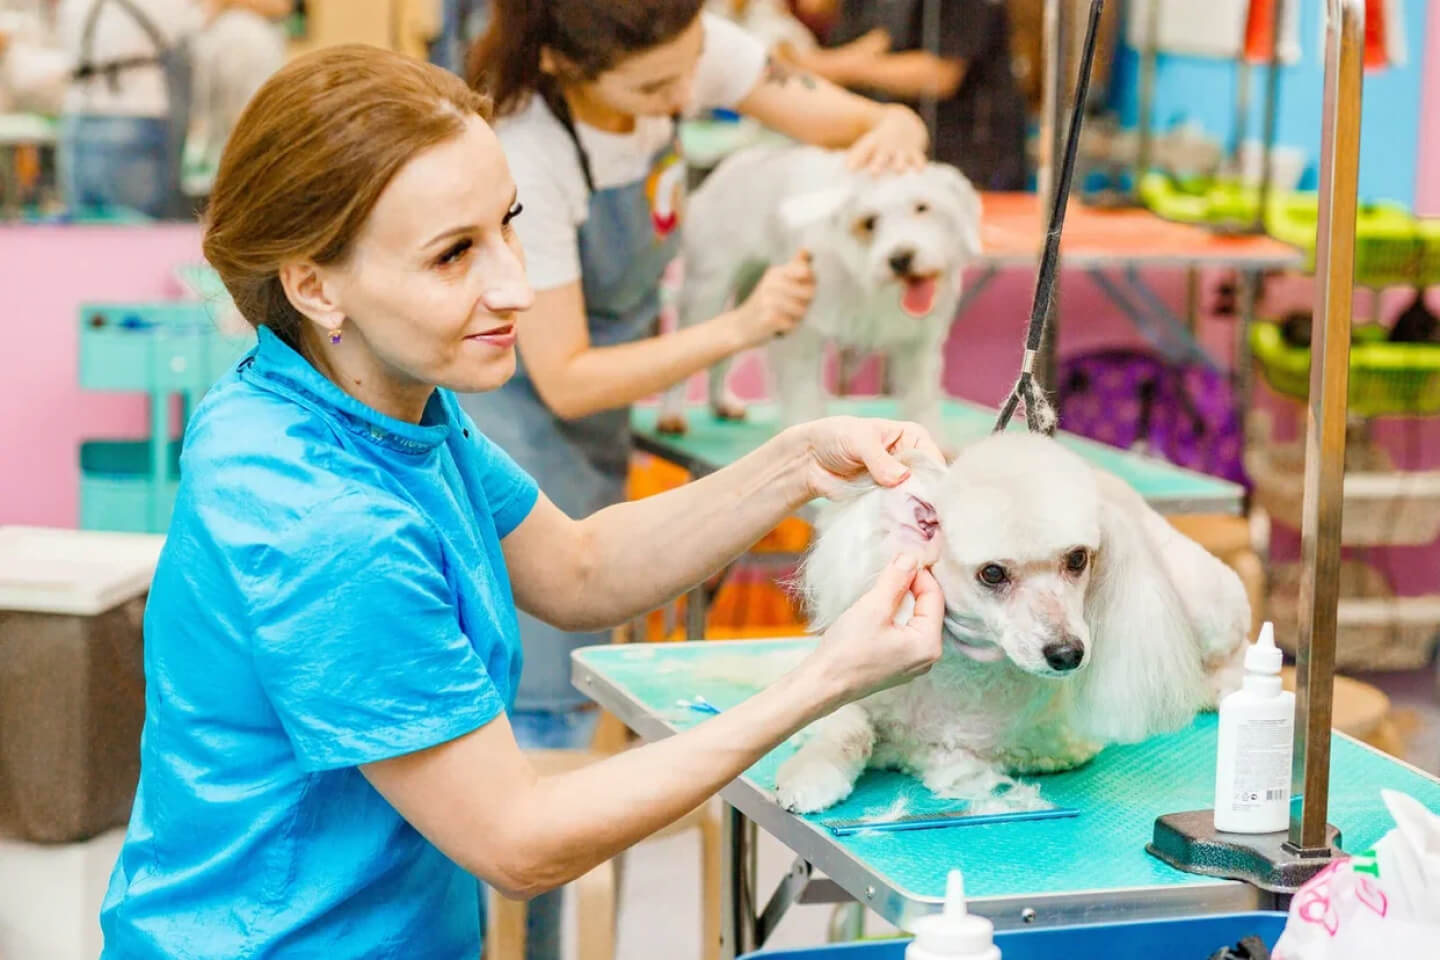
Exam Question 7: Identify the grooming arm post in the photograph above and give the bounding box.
[1145,0,1359,890]
[1291,0,1364,855]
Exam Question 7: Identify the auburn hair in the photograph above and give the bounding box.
[203,44,492,350]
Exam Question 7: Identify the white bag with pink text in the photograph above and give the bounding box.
[1272,789,1440,960]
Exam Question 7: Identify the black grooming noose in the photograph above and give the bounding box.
[994,0,1106,436]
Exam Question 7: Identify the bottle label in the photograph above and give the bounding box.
[1230,717,1292,809]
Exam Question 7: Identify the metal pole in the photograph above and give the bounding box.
[920,0,940,156]
[1036,0,1071,393]
[1134,0,1159,183]
[1038,0,1068,214]
[1290,0,1364,855]
[1256,0,1287,231]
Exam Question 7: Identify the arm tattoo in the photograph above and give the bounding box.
[762,54,817,90]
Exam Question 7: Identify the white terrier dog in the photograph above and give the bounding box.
[657,144,983,438]
[774,433,1251,814]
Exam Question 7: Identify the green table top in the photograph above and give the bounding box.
[573,638,1440,929]
[633,398,1243,515]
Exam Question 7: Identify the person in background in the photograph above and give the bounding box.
[54,0,288,219]
[0,0,69,114]
[463,3,928,956]
[789,0,1030,191]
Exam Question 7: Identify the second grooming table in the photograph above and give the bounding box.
[573,638,1440,959]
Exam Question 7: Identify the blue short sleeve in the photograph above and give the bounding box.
[248,491,504,771]
[446,391,538,539]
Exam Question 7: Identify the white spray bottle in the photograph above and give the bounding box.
[1213,622,1296,833]
[906,869,1000,960]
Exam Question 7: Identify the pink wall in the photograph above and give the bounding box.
[0,224,202,528]
[1417,0,1440,215]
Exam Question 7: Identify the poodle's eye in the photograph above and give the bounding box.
[1065,548,1089,573]
[977,564,1008,587]
[914,202,929,214]
[854,214,878,236]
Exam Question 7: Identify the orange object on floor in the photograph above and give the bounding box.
[626,453,811,642]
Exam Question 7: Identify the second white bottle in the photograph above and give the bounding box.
[1213,622,1295,834]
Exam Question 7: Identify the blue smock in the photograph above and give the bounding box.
[99,326,538,959]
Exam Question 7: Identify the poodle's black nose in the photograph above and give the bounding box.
[888,249,916,276]
[1043,641,1085,672]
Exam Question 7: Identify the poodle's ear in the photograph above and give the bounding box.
[800,455,947,629]
[1071,481,1211,744]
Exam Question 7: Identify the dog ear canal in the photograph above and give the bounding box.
[909,495,939,541]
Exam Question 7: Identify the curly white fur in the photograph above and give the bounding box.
[774,433,1251,814]
[657,144,982,439]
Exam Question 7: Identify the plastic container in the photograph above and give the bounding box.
[0,827,124,959]
[906,871,999,960]
[79,439,184,534]
[1248,320,1440,418]
[1265,195,1439,287]
[0,526,163,843]
[1214,623,1295,834]
[738,912,1290,960]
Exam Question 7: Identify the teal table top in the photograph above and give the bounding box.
[573,638,1440,930]
[633,399,1243,515]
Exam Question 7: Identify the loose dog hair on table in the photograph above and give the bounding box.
[774,436,1252,813]
[657,144,982,438]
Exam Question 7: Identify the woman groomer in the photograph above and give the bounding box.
[97,46,944,959]
[459,0,930,784]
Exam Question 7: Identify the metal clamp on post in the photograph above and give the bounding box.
[1147,0,1362,894]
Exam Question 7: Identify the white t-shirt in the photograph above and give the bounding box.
[57,0,202,116]
[499,12,767,291]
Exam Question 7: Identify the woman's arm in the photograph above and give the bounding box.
[517,253,812,421]
[503,417,939,632]
[734,54,929,172]
[798,48,966,101]
[362,553,944,899]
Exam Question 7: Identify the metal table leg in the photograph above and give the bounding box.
[720,805,758,959]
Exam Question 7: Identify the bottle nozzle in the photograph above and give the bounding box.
[944,870,967,917]
[1257,621,1276,650]
[1243,620,1283,676]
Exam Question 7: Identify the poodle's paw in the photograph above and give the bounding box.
[996,736,1101,775]
[774,753,858,813]
[655,413,689,435]
[711,393,748,422]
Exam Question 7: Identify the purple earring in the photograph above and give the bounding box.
[329,330,342,345]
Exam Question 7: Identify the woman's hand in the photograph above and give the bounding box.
[725,249,815,348]
[803,554,945,706]
[846,104,929,175]
[789,416,944,499]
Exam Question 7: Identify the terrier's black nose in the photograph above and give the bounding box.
[888,249,915,276]
[1042,641,1085,672]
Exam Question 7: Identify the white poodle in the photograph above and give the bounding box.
[657,144,983,439]
[774,432,1251,814]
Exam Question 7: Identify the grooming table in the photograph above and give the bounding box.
[634,397,1240,516]
[958,194,1306,375]
[572,638,1440,959]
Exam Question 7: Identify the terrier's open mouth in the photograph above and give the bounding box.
[899,273,941,317]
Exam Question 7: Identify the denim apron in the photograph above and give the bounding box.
[63,0,192,219]
[462,97,684,714]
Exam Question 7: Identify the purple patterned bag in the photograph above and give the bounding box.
[1057,348,1249,487]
